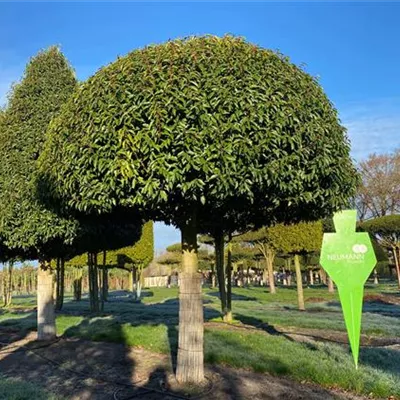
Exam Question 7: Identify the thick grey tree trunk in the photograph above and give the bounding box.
[176,213,204,383]
[37,260,56,341]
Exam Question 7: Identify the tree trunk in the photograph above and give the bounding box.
[135,268,143,299]
[309,269,314,285]
[73,268,82,301]
[265,248,276,294]
[101,250,108,310]
[328,276,335,293]
[55,258,65,311]
[88,252,99,313]
[129,268,134,293]
[210,263,216,288]
[294,255,305,311]
[320,268,327,285]
[37,260,56,341]
[176,213,204,383]
[215,231,227,316]
[393,247,400,289]
[3,262,13,306]
[224,239,233,323]
[373,268,379,285]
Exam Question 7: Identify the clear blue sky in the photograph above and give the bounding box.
[1,2,399,251]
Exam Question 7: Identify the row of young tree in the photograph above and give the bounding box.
[0,36,360,383]
[1,263,142,307]
[160,215,394,323]
[354,148,400,286]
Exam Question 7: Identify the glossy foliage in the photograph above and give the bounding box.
[40,36,358,230]
[67,220,153,269]
[0,47,78,256]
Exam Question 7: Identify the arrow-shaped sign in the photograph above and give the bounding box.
[320,210,377,368]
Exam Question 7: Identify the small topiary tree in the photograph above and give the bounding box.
[267,221,324,310]
[361,215,400,288]
[103,220,154,299]
[39,36,358,382]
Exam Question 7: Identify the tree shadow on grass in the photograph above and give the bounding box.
[0,311,136,399]
[0,310,37,340]
[206,291,258,301]
[326,299,400,318]
[360,346,400,376]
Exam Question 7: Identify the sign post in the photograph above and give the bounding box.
[320,210,377,368]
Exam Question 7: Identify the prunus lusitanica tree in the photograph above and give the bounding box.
[240,228,279,294]
[39,36,358,382]
[103,220,154,299]
[65,212,143,311]
[267,221,323,310]
[0,47,78,340]
[362,215,400,288]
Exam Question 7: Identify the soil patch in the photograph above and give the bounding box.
[0,329,368,400]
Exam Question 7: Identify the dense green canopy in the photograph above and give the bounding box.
[361,215,400,245]
[103,220,154,268]
[38,35,359,382]
[40,35,358,229]
[239,221,323,255]
[67,220,153,268]
[0,47,78,258]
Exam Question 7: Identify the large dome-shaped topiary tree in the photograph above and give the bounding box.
[40,36,358,382]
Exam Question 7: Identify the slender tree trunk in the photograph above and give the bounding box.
[3,262,13,306]
[263,247,276,294]
[176,213,204,383]
[393,247,400,289]
[55,258,65,311]
[136,268,143,299]
[328,276,335,293]
[294,255,305,311]
[37,260,56,341]
[101,250,108,310]
[73,268,82,301]
[309,269,314,285]
[7,262,13,306]
[23,272,28,294]
[320,268,327,285]
[128,268,134,293]
[55,258,60,308]
[133,267,137,290]
[373,269,379,285]
[210,263,216,288]
[88,252,99,312]
[215,230,227,316]
[224,238,233,323]
[283,269,288,286]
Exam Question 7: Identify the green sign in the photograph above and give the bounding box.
[320,210,377,368]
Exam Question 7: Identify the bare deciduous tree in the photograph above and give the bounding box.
[356,150,400,220]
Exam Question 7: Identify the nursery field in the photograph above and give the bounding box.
[1,283,399,400]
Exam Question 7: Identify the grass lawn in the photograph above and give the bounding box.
[0,375,63,400]
[1,282,400,399]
